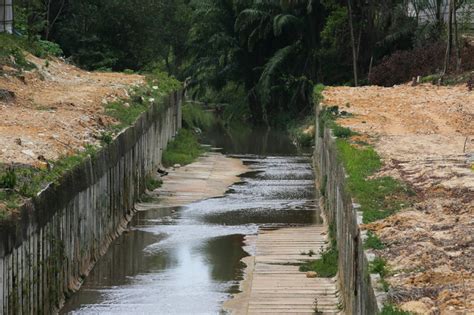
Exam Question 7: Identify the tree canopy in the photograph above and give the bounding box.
[11,0,474,125]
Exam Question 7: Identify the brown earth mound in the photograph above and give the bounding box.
[0,55,143,165]
[323,84,473,314]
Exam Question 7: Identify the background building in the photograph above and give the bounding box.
[0,0,13,33]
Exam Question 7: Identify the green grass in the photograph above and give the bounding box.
[0,33,36,71]
[162,129,205,168]
[370,257,389,277]
[370,256,391,291]
[380,304,413,315]
[0,33,63,72]
[182,103,215,130]
[299,246,338,277]
[145,176,163,191]
[105,72,181,132]
[335,140,414,224]
[364,231,385,250]
[0,145,98,219]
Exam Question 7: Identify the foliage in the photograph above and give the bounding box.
[0,34,36,71]
[145,176,163,191]
[105,72,181,132]
[162,129,205,168]
[299,246,339,278]
[332,125,354,138]
[0,145,97,213]
[364,231,385,250]
[34,39,64,57]
[380,304,413,315]
[0,168,17,190]
[370,41,474,86]
[370,257,389,278]
[335,139,414,223]
[182,103,215,130]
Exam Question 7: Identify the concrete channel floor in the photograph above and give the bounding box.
[138,152,342,314]
[225,225,342,315]
[137,152,248,209]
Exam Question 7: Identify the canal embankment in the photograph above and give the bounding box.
[0,89,183,314]
[314,83,473,314]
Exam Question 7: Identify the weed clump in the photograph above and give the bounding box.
[145,176,163,191]
[364,231,385,250]
[380,304,413,315]
[162,129,205,168]
[299,246,338,277]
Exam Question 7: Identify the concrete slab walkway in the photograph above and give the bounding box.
[137,152,248,209]
[225,225,342,315]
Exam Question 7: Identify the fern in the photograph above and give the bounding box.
[273,14,301,36]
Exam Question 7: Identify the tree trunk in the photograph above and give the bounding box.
[347,0,358,86]
[443,0,454,75]
[453,1,461,71]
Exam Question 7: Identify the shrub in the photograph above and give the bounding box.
[182,103,214,130]
[369,41,474,86]
[0,168,17,189]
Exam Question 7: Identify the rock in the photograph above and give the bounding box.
[0,89,15,103]
[173,164,181,169]
[306,271,318,278]
[14,138,22,146]
[21,149,35,158]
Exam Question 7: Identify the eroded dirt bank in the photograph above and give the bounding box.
[0,55,143,165]
[323,84,473,314]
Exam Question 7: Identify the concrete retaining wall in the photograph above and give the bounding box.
[0,91,182,314]
[313,105,383,314]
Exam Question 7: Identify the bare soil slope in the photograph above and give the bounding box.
[323,84,473,314]
[0,55,143,165]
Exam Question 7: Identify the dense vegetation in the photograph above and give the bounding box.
[8,0,473,126]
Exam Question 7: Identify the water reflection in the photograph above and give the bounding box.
[61,129,319,314]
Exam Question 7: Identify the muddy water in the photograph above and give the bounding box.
[61,127,319,314]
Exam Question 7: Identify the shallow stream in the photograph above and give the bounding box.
[61,126,319,314]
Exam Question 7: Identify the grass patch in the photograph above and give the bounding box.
[182,102,215,130]
[105,71,181,132]
[0,145,98,219]
[370,257,389,277]
[335,140,414,223]
[370,256,391,292]
[299,246,338,277]
[380,304,413,315]
[0,33,63,72]
[145,176,163,191]
[364,231,385,250]
[162,129,204,168]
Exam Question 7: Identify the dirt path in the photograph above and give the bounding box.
[323,84,473,314]
[0,55,143,165]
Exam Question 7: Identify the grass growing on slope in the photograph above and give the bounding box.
[105,71,181,132]
[335,140,414,224]
[380,304,413,315]
[162,129,205,168]
[0,145,98,219]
